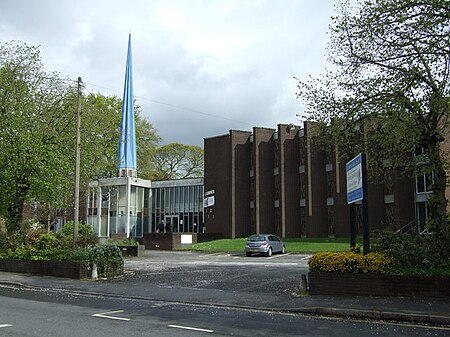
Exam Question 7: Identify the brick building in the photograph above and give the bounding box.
[204,122,417,238]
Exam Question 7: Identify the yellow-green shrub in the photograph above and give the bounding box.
[308,252,392,274]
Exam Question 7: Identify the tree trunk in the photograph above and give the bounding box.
[6,194,26,233]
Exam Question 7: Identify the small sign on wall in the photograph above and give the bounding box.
[203,195,215,207]
[181,234,193,245]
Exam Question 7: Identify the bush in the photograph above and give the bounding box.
[35,232,62,250]
[371,228,450,276]
[89,243,124,277]
[61,221,99,248]
[61,221,93,237]
[308,252,392,274]
[6,244,36,260]
[0,229,123,278]
[25,227,46,246]
[2,231,26,251]
[0,233,7,254]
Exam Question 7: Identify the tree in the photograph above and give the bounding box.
[78,93,122,182]
[79,95,160,181]
[135,112,161,179]
[152,143,204,180]
[0,41,160,233]
[0,41,75,233]
[297,0,450,230]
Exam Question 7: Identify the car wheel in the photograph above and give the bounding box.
[281,245,286,254]
[246,252,252,257]
[266,247,272,257]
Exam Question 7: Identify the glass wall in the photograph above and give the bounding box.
[149,179,204,233]
[87,178,151,238]
[87,178,203,237]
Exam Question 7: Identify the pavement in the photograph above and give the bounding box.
[0,251,449,327]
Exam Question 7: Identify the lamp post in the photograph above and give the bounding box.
[73,77,82,246]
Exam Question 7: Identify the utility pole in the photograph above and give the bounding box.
[73,77,82,246]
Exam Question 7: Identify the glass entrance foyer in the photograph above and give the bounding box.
[87,177,152,239]
[87,177,204,238]
[150,178,204,234]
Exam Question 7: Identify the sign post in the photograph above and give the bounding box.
[346,153,369,254]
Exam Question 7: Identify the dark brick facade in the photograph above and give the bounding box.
[204,122,417,238]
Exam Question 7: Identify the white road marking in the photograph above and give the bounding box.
[200,252,224,257]
[267,252,291,259]
[168,324,214,333]
[0,324,12,328]
[92,310,130,321]
[300,255,312,260]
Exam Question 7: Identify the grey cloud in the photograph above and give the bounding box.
[1,0,337,147]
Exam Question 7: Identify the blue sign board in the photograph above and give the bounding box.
[346,153,364,204]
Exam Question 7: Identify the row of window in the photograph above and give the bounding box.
[249,168,433,194]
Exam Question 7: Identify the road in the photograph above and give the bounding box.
[1,251,449,336]
[1,286,449,337]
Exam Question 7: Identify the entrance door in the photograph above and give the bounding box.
[416,202,430,234]
[165,216,179,233]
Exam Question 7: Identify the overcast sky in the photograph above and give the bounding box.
[1,0,337,146]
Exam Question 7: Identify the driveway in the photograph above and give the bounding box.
[123,251,310,296]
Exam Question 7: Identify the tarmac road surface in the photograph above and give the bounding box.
[1,284,449,337]
[122,250,311,295]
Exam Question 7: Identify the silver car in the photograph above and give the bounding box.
[245,234,286,257]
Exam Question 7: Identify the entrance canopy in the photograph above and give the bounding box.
[87,177,151,238]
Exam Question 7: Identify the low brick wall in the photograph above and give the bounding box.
[142,233,198,250]
[142,232,223,250]
[308,272,450,298]
[0,259,89,279]
[119,245,145,257]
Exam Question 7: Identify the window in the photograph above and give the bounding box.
[417,202,430,234]
[416,172,433,193]
[384,194,394,204]
[326,171,334,197]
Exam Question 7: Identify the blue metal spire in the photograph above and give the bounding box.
[117,34,137,177]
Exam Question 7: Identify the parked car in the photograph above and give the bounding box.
[245,234,286,257]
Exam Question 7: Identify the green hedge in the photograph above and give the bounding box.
[308,252,392,274]
[371,229,450,276]
[0,222,123,278]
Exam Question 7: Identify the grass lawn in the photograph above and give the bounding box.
[180,237,359,253]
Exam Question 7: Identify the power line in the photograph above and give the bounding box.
[84,81,253,126]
